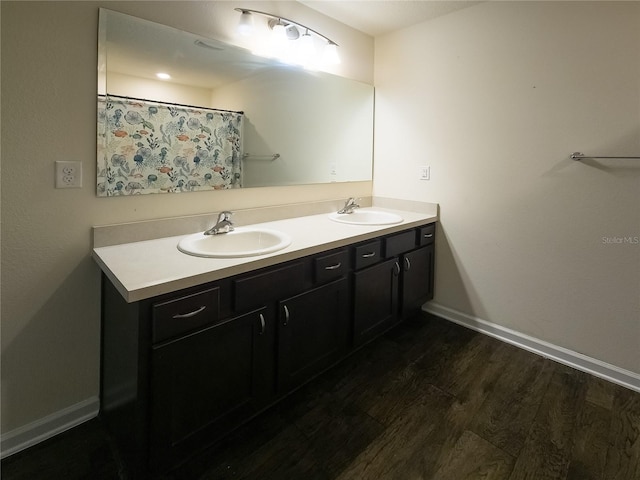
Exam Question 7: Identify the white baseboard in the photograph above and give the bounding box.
[423,302,640,393]
[1,396,99,459]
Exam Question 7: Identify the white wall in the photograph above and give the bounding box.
[0,0,373,439]
[374,1,640,374]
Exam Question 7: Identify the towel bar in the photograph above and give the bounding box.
[570,152,640,160]
[242,153,280,160]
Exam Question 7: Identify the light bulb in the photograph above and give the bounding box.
[272,22,287,41]
[237,10,254,36]
[299,31,316,59]
[270,21,291,61]
[323,42,340,65]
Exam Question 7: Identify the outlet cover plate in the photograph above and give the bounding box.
[55,161,82,188]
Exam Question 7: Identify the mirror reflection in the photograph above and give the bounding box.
[97,8,374,195]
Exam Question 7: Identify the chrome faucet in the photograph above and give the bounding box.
[204,211,234,235]
[337,197,360,214]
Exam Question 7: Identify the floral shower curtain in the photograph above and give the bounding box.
[97,95,243,196]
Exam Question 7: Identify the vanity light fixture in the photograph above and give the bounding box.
[237,9,254,36]
[234,8,340,65]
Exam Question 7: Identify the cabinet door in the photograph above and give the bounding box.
[278,277,349,393]
[149,307,273,471]
[353,257,400,347]
[401,244,435,317]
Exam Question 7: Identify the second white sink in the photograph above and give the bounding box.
[178,227,291,258]
[328,209,403,226]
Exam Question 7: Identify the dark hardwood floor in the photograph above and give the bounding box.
[3,314,639,479]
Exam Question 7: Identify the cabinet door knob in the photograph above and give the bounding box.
[324,262,342,270]
[172,305,207,319]
[258,313,266,335]
[404,257,411,271]
[362,252,376,258]
[283,305,290,326]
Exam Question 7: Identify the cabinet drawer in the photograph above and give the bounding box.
[234,261,306,312]
[152,287,219,343]
[418,224,436,246]
[354,240,382,270]
[385,230,416,258]
[314,250,349,284]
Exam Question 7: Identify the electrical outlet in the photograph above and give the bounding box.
[56,161,82,188]
[419,165,430,180]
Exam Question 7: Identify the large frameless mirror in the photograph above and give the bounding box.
[97,8,374,196]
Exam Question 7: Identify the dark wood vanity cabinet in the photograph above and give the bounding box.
[278,277,350,392]
[400,243,435,316]
[277,249,350,392]
[352,223,436,346]
[150,307,274,471]
[100,222,435,477]
[353,257,400,346]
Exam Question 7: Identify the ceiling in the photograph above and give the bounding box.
[298,0,480,37]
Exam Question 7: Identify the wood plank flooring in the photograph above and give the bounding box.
[2,313,639,480]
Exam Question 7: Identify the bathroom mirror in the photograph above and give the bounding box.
[97,8,374,195]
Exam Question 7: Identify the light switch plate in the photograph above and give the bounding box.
[419,165,430,180]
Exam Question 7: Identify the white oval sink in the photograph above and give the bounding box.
[328,209,403,226]
[178,227,291,258]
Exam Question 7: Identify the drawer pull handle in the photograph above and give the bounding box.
[324,262,342,270]
[283,305,290,326]
[362,252,376,258]
[423,233,434,238]
[172,305,207,319]
[258,313,266,335]
[394,261,401,276]
[404,257,411,271]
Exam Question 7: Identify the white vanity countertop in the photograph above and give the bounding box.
[93,208,437,303]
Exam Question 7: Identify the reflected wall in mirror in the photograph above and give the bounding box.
[97,8,374,195]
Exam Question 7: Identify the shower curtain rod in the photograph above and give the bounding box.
[99,94,244,115]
